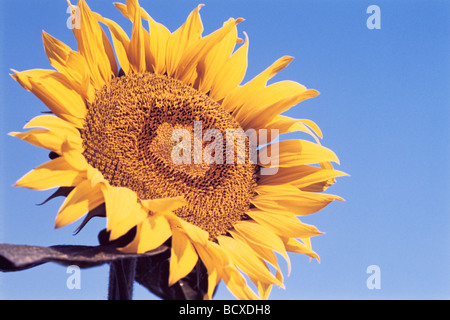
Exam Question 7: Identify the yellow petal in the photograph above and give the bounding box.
[193,241,223,300]
[69,0,117,88]
[11,70,86,128]
[246,56,294,89]
[197,21,238,94]
[178,217,209,246]
[12,115,83,153]
[250,89,318,129]
[218,235,282,287]
[140,196,187,213]
[126,0,146,73]
[282,237,320,261]
[222,264,260,300]
[256,282,272,300]
[169,229,198,286]
[230,229,287,287]
[115,1,170,74]
[233,220,288,261]
[201,240,260,300]
[113,2,129,18]
[298,118,323,139]
[166,5,204,78]
[42,31,93,101]
[259,164,348,191]
[175,18,244,86]
[253,185,343,216]
[221,56,293,113]
[102,186,148,240]
[234,81,319,130]
[159,210,209,247]
[141,8,170,75]
[259,89,318,125]
[24,115,79,135]
[55,180,104,228]
[9,129,79,155]
[42,31,73,71]
[15,157,83,190]
[60,140,89,172]
[95,13,131,75]
[142,214,172,251]
[210,32,249,102]
[264,115,321,144]
[258,139,340,168]
[246,209,323,238]
[126,214,172,254]
[300,237,315,258]
[233,80,305,120]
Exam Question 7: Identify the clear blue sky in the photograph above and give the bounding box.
[0,0,449,300]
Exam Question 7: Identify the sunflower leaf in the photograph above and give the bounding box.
[37,186,74,206]
[0,243,166,272]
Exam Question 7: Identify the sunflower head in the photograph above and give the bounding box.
[10,0,346,299]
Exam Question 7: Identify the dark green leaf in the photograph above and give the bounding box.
[0,243,167,272]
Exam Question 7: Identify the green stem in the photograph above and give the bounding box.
[108,258,136,300]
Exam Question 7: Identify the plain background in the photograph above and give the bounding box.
[0,0,449,299]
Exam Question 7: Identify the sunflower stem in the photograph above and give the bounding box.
[108,258,136,300]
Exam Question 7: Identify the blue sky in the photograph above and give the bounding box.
[0,0,449,300]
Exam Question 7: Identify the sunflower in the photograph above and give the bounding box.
[10,0,346,299]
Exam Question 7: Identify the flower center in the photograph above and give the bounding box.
[81,72,258,239]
